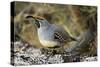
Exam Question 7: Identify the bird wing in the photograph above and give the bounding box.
[53,26,70,43]
[54,31,67,43]
[52,24,76,43]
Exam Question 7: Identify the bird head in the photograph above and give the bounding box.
[26,16,50,28]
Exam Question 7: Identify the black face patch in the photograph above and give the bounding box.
[35,19,40,28]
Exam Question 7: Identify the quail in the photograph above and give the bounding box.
[26,16,77,48]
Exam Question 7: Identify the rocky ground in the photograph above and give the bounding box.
[11,36,97,66]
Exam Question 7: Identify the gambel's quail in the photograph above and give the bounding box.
[26,16,77,48]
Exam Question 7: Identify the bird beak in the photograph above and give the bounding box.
[26,16,40,28]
